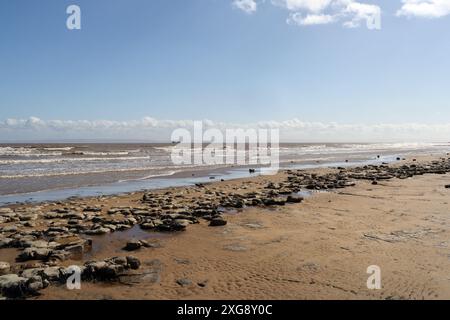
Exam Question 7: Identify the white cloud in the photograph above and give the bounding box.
[397,0,450,18]
[276,0,333,12]
[273,0,381,28]
[2,117,450,142]
[341,1,381,28]
[287,13,336,25]
[232,0,258,14]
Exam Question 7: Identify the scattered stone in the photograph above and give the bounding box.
[174,258,190,265]
[42,267,62,282]
[286,195,304,203]
[141,239,161,248]
[0,274,29,298]
[82,256,140,281]
[209,217,227,227]
[0,262,10,276]
[124,239,142,251]
[83,207,102,212]
[263,197,286,206]
[197,280,208,287]
[126,256,141,270]
[176,278,192,287]
[84,227,110,235]
[17,247,52,262]
[2,225,18,233]
[0,238,14,249]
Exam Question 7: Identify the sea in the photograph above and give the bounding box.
[0,142,449,205]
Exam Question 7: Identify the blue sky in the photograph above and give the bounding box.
[1,0,450,141]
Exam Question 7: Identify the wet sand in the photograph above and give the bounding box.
[29,158,450,300]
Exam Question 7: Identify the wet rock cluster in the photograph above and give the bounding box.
[0,256,140,299]
[285,158,450,190]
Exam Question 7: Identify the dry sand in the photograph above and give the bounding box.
[29,158,450,300]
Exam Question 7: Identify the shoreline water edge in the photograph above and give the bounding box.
[1,142,449,206]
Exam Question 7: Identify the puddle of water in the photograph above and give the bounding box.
[79,225,171,261]
[297,190,326,198]
[218,206,246,215]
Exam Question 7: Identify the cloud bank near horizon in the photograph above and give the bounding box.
[1,117,450,143]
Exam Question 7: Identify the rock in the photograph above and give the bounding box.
[209,217,227,227]
[173,219,191,228]
[27,276,47,293]
[262,198,286,206]
[0,262,10,275]
[140,222,156,230]
[84,227,110,235]
[176,278,192,287]
[0,208,13,215]
[157,220,187,232]
[42,267,62,281]
[126,256,141,270]
[17,247,52,262]
[49,250,72,261]
[55,237,91,252]
[0,274,28,298]
[83,260,125,280]
[124,239,142,251]
[139,239,162,248]
[197,280,208,287]
[110,257,128,266]
[286,195,304,203]
[0,238,14,248]
[19,214,38,222]
[21,268,44,279]
[83,207,102,212]
[44,212,61,219]
[104,264,126,278]
[445,184,450,189]
[2,225,18,233]
[23,240,57,249]
[98,265,124,280]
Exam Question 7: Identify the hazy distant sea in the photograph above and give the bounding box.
[0,142,449,204]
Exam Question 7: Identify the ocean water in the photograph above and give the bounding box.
[0,142,449,205]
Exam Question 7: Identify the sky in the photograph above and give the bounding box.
[1,0,450,142]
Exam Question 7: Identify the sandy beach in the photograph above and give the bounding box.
[1,155,450,300]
